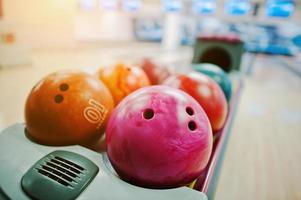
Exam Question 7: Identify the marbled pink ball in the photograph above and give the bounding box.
[106,86,213,188]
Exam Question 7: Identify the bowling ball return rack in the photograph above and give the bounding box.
[0,74,243,200]
[192,73,243,199]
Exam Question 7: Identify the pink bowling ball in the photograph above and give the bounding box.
[106,86,213,188]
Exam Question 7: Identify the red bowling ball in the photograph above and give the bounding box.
[25,70,114,150]
[163,73,228,132]
[106,86,213,188]
[140,58,170,85]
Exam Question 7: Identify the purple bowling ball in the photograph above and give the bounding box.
[106,86,213,188]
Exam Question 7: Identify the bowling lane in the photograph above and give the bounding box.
[215,54,301,200]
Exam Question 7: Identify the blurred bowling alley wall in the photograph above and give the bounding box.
[0,0,3,17]
[0,0,300,49]
[0,0,162,49]
[0,0,80,48]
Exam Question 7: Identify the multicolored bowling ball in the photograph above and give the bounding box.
[163,73,228,132]
[106,86,213,188]
[193,63,232,102]
[140,58,170,85]
[25,70,114,150]
[97,63,150,105]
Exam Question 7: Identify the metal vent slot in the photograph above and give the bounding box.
[46,162,78,178]
[51,158,82,175]
[55,156,85,171]
[37,168,72,187]
[40,165,75,183]
[21,150,99,200]
[35,156,87,188]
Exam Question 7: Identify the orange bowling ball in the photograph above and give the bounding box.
[25,70,114,149]
[97,63,150,105]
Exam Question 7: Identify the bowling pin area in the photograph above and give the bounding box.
[0,1,301,200]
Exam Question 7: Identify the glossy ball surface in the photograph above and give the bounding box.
[163,73,228,131]
[193,63,232,102]
[25,71,114,147]
[106,86,213,188]
[97,63,150,105]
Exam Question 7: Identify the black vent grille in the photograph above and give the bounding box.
[21,150,99,200]
[35,155,86,188]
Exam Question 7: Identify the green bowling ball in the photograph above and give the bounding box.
[192,63,232,102]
